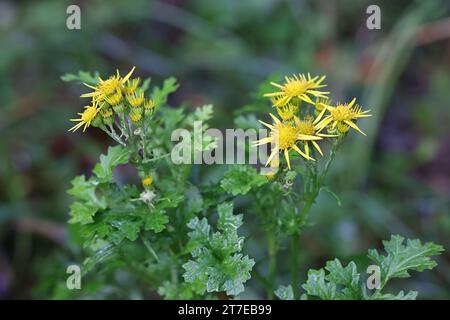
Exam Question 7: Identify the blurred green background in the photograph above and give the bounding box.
[0,0,449,299]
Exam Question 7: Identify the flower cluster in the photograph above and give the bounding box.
[69,66,156,133]
[255,73,371,170]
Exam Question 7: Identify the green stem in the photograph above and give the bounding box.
[267,232,277,299]
[289,139,342,297]
[290,233,300,297]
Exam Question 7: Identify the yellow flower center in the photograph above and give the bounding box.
[330,104,352,121]
[106,92,122,106]
[100,107,113,118]
[98,77,122,96]
[296,119,316,135]
[142,176,153,187]
[130,110,142,122]
[284,79,309,97]
[81,106,99,121]
[274,123,298,149]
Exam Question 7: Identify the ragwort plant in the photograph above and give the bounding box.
[65,67,443,300]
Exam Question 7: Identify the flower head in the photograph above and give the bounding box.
[122,78,140,95]
[100,106,114,125]
[69,102,100,132]
[144,98,156,110]
[264,73,328,107]
[81,66,135,103]
[276,103,299,121]
[254,114,320,170]
[130,109,143,123]
[105,91,123,106]
[315,98,371,135]
[142,176,153,188]
[127,91,144,108]
[294,116,336,157]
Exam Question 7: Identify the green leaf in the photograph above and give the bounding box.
[217,202,243,232]
[193,104,214,122]
[300,235,443,300]
[186,217,210,244]
[325,259,361,299]
[182,203,254,296]
[221,165,267,196]
[144,208,169,233]
[61,71,100,85]
[302,269,336,300]
[151,77,179,107]
[68,175,105,208]
[275,285,294,300]
[93,146,131,183]
[370,290,418,300]
[108,219,142,244]
[368,235,444,287]
[68,175,106,225]
[69,202,98,225]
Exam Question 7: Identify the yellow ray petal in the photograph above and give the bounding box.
[344,120,366,136]
[284,149,291,170]
[316,117,333,130]
[269,113,281,124]
[264,92,284,97]
[277,96,292,106]
[314,106,328,124]
[312,141,323,156]
[269,82,284,89]
[80,92,96,98]
[292,144,314,161]
[347,97,357,108]
[122,66,136,83]
[297,134,322,141]
[83,83,97,90]
[309,90,329,95]
[258,120,274,129]
[265,148,279,166]
[69,122,84,132]
[299,95,314,104]
[253,137,272,146]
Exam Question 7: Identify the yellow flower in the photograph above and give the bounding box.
[69,102,100,132]
[294,116,336,157]
[81,66,135,102]
[100,106,114,125]
[130,109,143,123]
[264,73,328,107]
[315,98,371,135]
[264,171,276,180]
[105,91,123,106]
[276,103,299,121]
[254,114,320,170]
[122,78,140,95]
[142,176,153,188]
[127,91,144,108]
[144,98,156,110]
[314,97,330,113]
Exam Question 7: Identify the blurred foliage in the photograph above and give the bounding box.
[0,0,449,299]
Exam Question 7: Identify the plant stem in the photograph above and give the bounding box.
[102,125,126,146]
[290,232,300,297]
[289,139,342,297]
[267,232,277,299]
